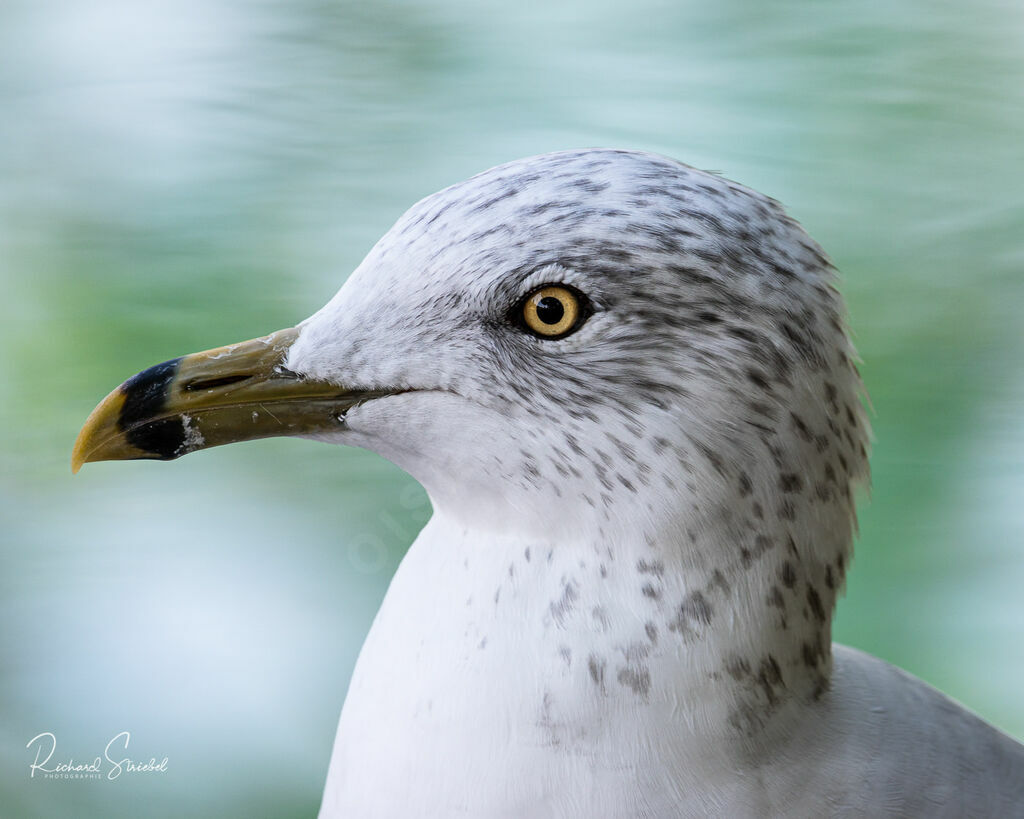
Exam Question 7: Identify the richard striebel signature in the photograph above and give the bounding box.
[26,731,168,780]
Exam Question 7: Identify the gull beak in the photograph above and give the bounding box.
[72,327,383,473]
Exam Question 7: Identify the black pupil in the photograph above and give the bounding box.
[535,296,565,325]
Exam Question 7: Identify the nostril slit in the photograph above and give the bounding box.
[184,374,252,391]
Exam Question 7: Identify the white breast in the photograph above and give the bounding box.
[320,514,1024,818]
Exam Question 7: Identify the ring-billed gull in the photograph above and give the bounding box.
[73,149,1024,817]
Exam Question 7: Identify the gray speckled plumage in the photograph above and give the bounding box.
[281,149,1024,817]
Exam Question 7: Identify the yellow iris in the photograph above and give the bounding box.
[522,285,580,338]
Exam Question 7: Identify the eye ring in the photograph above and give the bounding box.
[517,285,588,339]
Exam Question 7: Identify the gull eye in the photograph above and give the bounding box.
[519,285,586,339]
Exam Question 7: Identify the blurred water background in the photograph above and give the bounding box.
[1,0,1023,816]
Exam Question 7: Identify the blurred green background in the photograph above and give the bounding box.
[2,0,1023,816]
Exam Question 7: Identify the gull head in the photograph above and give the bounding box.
[74,149,869,571]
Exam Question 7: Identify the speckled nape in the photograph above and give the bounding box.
[293,150,870,756]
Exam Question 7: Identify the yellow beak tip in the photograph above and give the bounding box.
[71,386,129,475]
